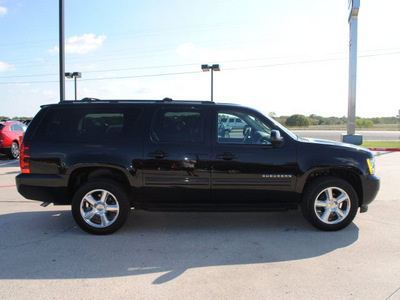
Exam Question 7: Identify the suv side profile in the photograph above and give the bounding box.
[16,99,380,234]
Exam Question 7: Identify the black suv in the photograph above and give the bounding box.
[16,99,380,234]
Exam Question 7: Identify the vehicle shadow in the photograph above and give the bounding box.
[0,209,359,284]
[0,156,18,168]
[0,154,12,161]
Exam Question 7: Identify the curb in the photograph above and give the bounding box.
[368,148,400,152]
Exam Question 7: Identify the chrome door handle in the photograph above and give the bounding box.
[148,151,169,158]
[216,153,236,160]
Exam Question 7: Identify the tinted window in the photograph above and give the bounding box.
[34,107,141,142]
[151,109,205,143]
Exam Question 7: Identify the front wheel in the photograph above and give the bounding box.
[72,179,131,235]
[301,177,359,231]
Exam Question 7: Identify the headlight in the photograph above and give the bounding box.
[367,158,376,175]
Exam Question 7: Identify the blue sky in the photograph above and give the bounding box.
[1,0,399,118]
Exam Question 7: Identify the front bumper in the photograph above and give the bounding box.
[361,174,380,207]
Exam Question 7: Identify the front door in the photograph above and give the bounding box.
[211,108,299,208]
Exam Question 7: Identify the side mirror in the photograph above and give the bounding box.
[270,130,283,146]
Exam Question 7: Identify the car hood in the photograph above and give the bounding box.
[298,137,371,154]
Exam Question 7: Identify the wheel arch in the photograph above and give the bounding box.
[68,166,134,206]
[299,167,363,207]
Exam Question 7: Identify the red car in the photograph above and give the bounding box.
[0,121,27,159]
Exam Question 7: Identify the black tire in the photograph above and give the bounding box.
[8,141,19,159]
[301,177,359,231]
[72,179,131,235]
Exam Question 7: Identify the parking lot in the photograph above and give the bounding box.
[0,152,399,299]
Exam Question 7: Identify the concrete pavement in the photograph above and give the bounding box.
[0,153,399,299]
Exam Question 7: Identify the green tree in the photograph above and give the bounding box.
[356,119,374,128]
[371,117,382,124]
[285,114,310,127]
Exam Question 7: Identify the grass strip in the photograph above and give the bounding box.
[361,141,400,148]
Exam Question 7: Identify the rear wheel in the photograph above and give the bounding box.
[8,141,19,159]
[72,179,130,235]
[301,177,359,231]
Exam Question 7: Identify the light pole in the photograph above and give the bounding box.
[201,64,220,102]
[65,72,82,100]
[342,0,362,145]
[59,0,65,101]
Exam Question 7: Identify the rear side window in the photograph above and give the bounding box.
[151,109,205,143]
[10,124,19,131]
[33,106,141,142]
[10,123,25,132]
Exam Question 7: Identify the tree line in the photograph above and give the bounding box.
[269,113,399,128]
[1,116,31,122]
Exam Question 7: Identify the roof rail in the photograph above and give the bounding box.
[81,97,100,102]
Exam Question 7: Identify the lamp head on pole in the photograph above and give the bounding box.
[201,64,210,72]
[201,64,220,72]
[65,72,82,79]
[211,64,220,71]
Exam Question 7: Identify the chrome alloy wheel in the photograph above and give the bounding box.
[80,189,120,228]
[314,187,351,225]
[11,142,19,159]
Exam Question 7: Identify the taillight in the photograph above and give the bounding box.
[19,141,30,174]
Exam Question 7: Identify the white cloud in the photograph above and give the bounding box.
[43,90,57,99]
[48,33,107,55]
[176,42,196,56]
[77,78,149,100]
[0,61,15,73]
[0,6,7,17]
[29,88,40,94]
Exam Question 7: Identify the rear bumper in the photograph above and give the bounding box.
[16,173,71,205]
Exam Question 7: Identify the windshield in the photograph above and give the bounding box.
[269,117,298,140]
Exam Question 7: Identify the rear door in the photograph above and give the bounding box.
[10,123,22,144]
[142,105,212,206]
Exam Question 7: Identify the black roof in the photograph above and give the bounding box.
[41,98,242,108]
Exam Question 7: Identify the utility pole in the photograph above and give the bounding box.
[59,0,65,101]
[342,0,363,145]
